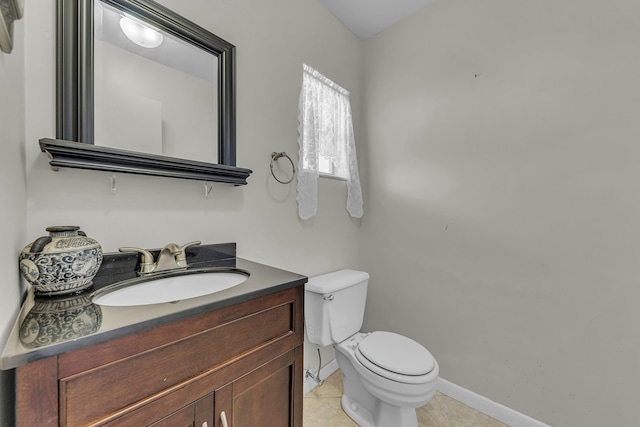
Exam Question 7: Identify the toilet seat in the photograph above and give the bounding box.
[355,331,435,384]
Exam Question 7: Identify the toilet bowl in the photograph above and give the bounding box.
[305,269,439,427]
[335,332,439,427]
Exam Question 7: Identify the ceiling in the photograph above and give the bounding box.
[320,0,436,40]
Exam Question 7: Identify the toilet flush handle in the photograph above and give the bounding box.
[323,294,334,301]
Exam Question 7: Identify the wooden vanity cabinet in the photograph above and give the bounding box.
[15,285,304,427]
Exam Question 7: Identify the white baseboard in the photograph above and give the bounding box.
[303,361,550,427]
[436,378,551,427]
[303,359,340,395]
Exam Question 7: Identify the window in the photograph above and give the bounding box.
[296,64,363,219]
[318,151,348,180]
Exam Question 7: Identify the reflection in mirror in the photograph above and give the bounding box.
[94,0,218,163]
[45,0,252,185]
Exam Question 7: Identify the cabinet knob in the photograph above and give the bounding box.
[202,423,208,427]
[220,411,228,427]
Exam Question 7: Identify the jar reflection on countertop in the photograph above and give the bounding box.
[19,291,102,349]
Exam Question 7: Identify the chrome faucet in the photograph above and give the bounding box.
[119,241,201,275]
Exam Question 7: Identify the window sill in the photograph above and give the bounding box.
[319,172,348,182]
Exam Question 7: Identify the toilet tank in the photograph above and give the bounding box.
[305,269,369,346]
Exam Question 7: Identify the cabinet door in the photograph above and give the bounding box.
[107,393,214,427]
[232,348,303,427]
[195,393,215,427]
[148,403,196,427]
[234,366,291,426]
[215,383,233,427]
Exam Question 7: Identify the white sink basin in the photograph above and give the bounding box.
[93,271,248,306]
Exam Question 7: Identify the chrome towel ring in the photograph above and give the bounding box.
[270,151,296,184]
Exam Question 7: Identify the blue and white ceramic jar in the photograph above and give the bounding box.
[19,226,103,296]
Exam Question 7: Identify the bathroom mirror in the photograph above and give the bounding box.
[43,0,252,185]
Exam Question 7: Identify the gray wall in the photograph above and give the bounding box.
[362,0,640,425]
[0,13,26,427]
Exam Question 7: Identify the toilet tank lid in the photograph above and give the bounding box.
[306,269,370,294]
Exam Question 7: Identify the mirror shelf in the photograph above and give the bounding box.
[51,0,251,185]
[40,138,252,185]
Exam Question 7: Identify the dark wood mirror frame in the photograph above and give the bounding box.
[40,0,252,185]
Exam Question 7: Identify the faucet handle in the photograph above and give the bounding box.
[175,241,201,267]
[179,241,201,252]
[119,246,155,274]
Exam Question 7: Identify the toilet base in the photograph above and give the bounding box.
[374,400,419,427]
[341,394,375,427]
[341,394,419,427]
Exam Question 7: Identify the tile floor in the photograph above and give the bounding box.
[303,370,508,427]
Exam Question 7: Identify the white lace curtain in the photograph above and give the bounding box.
[296,64,363,219]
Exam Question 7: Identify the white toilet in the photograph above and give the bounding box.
[305,269,439,427]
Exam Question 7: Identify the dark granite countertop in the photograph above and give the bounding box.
[1,243,307,370]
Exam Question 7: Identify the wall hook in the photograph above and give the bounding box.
[204,182,214,199]
[110,174,117,195]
